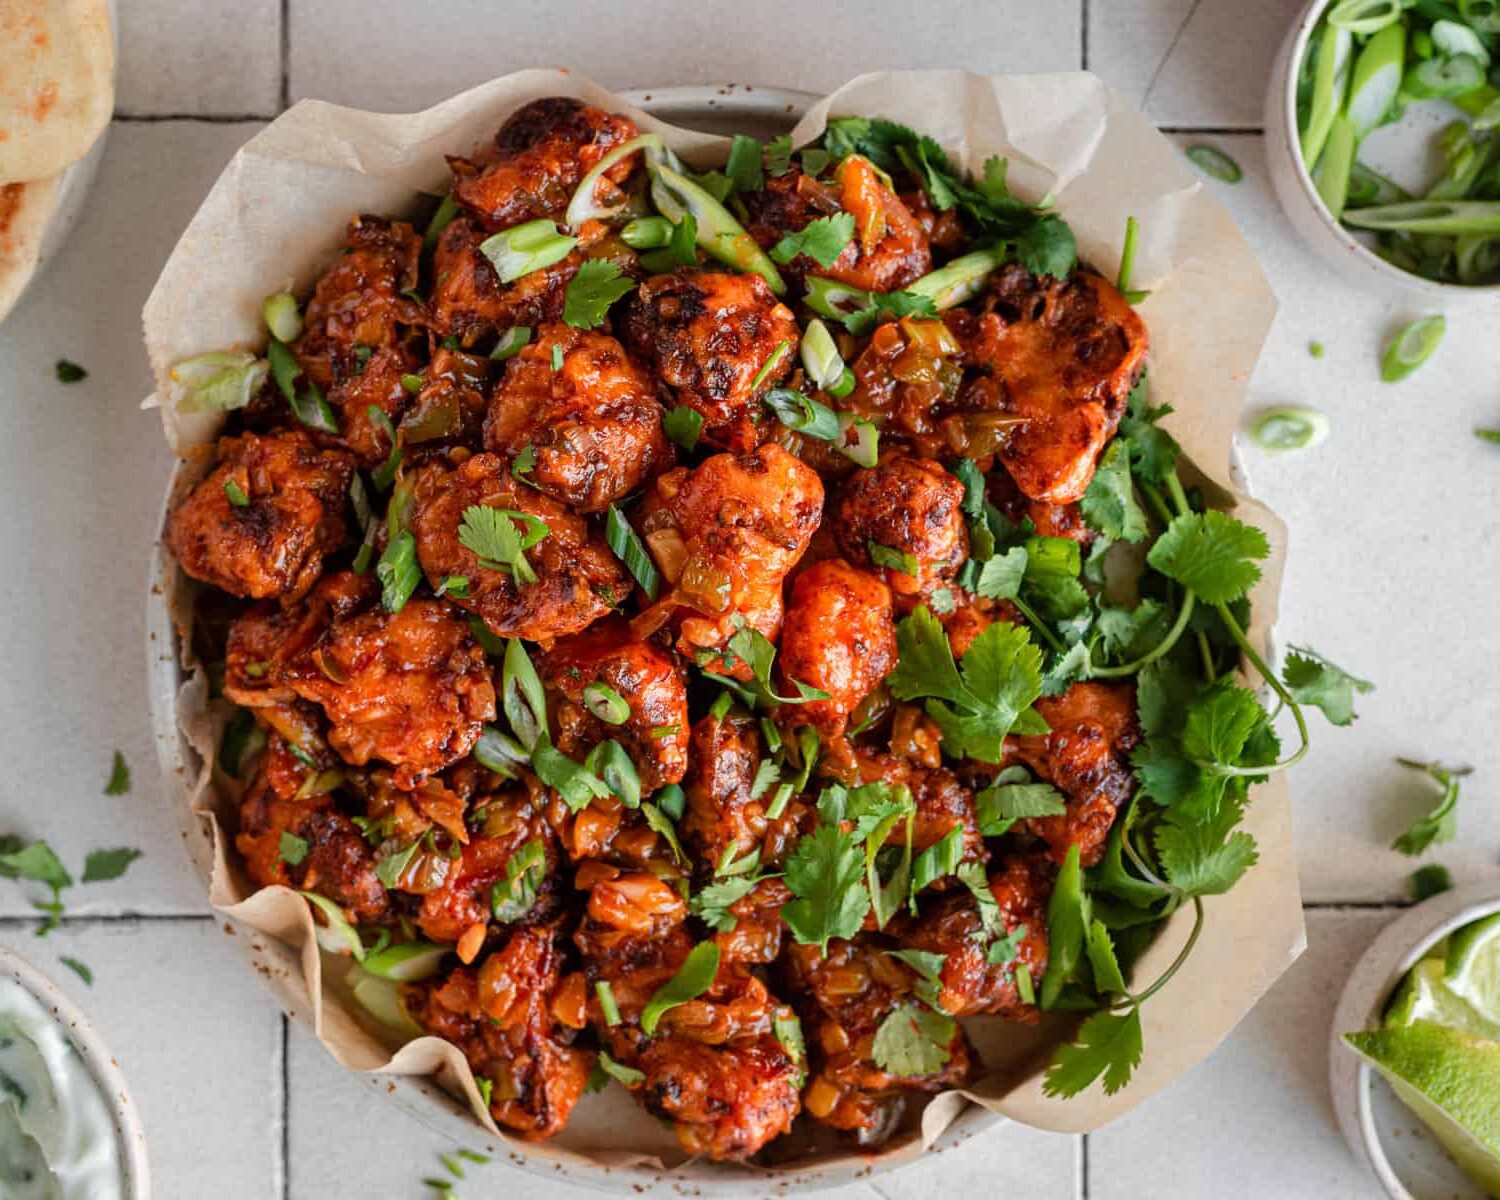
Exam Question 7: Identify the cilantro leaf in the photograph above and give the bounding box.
[1410,863,1452,901]
[81,848,143,883]
[975,768,1068,830]
[871,1002,955,1077]
[956,860,1008,945]
[0,841,72,934]
[971,546,1028,601]
[1096,599,1171,664]
[1085,919,1127,993]
[103,751,130,796]
[663,404,704,450]
[782,823,870,950]
[1017,216,1077,279]
[1155,796,1259,896]
[1020,536,1090,623]
[764,134,794,177]
[1147,511,1269,604]
[1392,757,1472,856]
[562,259,635,329]
[278,832,309,867]
[1119,378,1180,484]
[1179,679,1263,768]
[1040,641,1093,698]
[1080,440,1148,542]
[725,135,764,192]
[457,505,548,584]
[771,212,855,269]
[1282,645,1372,727]
[1042,1006,1143,1098]
[888,607,968,706]
[59,957,93,986]
[689,874,766,932]
[910,825,964,895]
[1040,844,1086,1009]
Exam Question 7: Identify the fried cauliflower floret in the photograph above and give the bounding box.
[404,926,592,1139]
[329,343,418,467]
[965,264,1148,503]
[1009,681,1140,867]
[408,453,629,644]
[623,270,799,450]
[540,619,689,791]
[415,791,562,944]
[292,215,422,390]
[166,430,355,601]
[640,443,823,661]
[898,854,1051,1018]
[235,735,389,923]
[448,97,641,233]
[484,324,670,512]
[278,599,497,783]
[832,454,968,597]
[783,938,973,1135]
[776,559,896,738]
[741,155,931,292]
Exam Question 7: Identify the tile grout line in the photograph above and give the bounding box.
[1080,0,1090,71]
[279,0,291,112]
[1159,124,1265,136]
[279,1016,291,1200]
[0,912,214,928]
[1079,1132,1090,1200]
[113,112,276,124]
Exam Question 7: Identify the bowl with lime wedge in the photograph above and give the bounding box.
[1331,881,1500,1199]
[1268,0,1500,299]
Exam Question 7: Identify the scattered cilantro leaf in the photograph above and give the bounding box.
[1155,796,1259,895]
[81,848,143,883]
[975,767,1068,831]
[971,546,1028,602]
[457,505,548,585]
[1148,510,1268,604]
[1410,863,1452,901]
[764,134,794,177]
[1085,919,1127,993]
[871,1003,954,1077]
[278,832,309,867]
[1042,1006,1143,1098]
[1040,844,1086,1009]
[0,841,72,934]
[640,942,720,1034]
[59,957,93,986]
[1016,215,1077,279]
[689,874,767,932]
[56,359,88,383]
[782,823,870,950]
[1392,757,1472,856]
[1179,679,1263,769]
[1119,378,1180,484]
[771,212,855,269]
[1282,645,1372,727]
[1080,440,1148,543]
[103,751,130,796]
[563,259,636,329]
[663,404,704,451]
[725,135,765,192]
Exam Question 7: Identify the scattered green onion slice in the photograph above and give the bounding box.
[647,160,786,294]
[1343,200,1500,235]
[491,325,533,361]
[1116,215,1140,295]
[479,219,579,284]
[268,337,338,433]
[605,505,661,600]
[1309,340,1326,358]
[906,245,1007,308]
[423,193,460,252]
[1302,24,1353,170]
[1185,144,1243,183]
[376,531,420,613]
[1248,405,1331,451]
[474,725,529,775]
[1314,114,1357,221]
[826,367,856,399]
[301,892,364,961]
[565,133,661,226]
[747,339,790,394]
[1346,23,1406,138]
[1460,0,1500,33]
[583,682,631,725]
[596,980,622,1026]
[1476,427,1500,443]
[350,972,423,1036]
[171,352,268,414]
[622,216,674,249]
[360,941,448,981]
[1432,19,1491,67]
[1380,315,1445,382]
[224,478,250,508]
[502,638,549,751]
[835,412,879,468]
[763,387,841,441]
[1326,0,1406,35]
[640,942,720,1035]
[262,292,303,343]
[799,318,846,391]
[1408,54,1487,99]
[663,404,704,450]
[400,372,424,394]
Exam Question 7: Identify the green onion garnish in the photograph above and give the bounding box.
[1326,0,1405,36]
[224,478,250,508]
[646,159,786,293]
[1116,215,1141,297]
[474,725,529,775]
[596,979,622,1026]
[1343,200,1500,236]
[268,338,338,434]
[622,216,674,249]
[906,246,1007,309]
[656,783,687,821]
[491,326,532,361]
[826,367,856,399]
[479,219,579,284]
[763,388,841,441]
[423,193,459,253]
[799,319,846,391]
[1185,144,1243,183]
[1309,340,1325,358]
[502,638,549,751]
[55,359,87,383]
[585,739,641,807]
[262,292,303,343]
[640,942,720,1034]
[170,351,267,413]
[765,782,793,820]
[551,342,564,372]
[1460,0,1500,33]
[583,682,631,725]
[1381,315,1445,382]
[1248,405,1331,452]
[565,134,661,226]
[604,505,661,600]
[1476,427,1500,443]
[1408,53,1487,99]
[400,373,423,394]
[747,339,789,395]
[376,531,420,613]
[836,412,879,468]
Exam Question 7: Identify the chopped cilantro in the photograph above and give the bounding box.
[771,212,855,268]
[562,259,636,329]
[103,751,131,796]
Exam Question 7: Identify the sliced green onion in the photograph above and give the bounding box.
[490,326,532,361]
[1432,18,1491,66]
[747,339,790,394]
[762,387,841,441]
[474,725,529,775]
[765,782,793,820]
[376,530,420,613]
[268,337,338,434]
[640,942,720,1035]
[1347,23,1406,138]
[565,133,661,227]
[479,219,579,284]
[647,160,785,294]
[604,505,661,600]
[597,1049,644,1087]
[351,971,423,1035]
[622,216,674,249]
[262,292,303,343]
[827,367,856,399]
[586,739,641,808]
[1408,54,1487,99]
[1248,405,1331,451]
[502,638,549,750]
[1185,144,1243,183]
[550,343,564,372]
[1116,215,1140,295]
[799,318,846,390]
[423,193,460,252]
[1477,427,1500,443]
[224,478,250,508]
[1381,315,1445,382]
[1314,114,1357,221]
[301,892,364,961]
[835,412,879,468]
[1302,24,1353,169]
[360,941,447,981]
[656,783,687,821]
[1455,232,1500,282]
[802,275,873,322]
[1326,0,1406,35]
[1309,339,1326,358]
[596,979,622,1026]
[171,352,268,414]
[1343,200,1500,234]
[1460,0,1500,32]
[583,682,631,725]
[400,373,424,394]
[906,246,1007,308]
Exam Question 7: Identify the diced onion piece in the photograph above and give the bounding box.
[566,134,661,227]
[360,941,449,982]
[479,219,579,284]
[262,291,303,343]
[301,891,365,961]
[799,318,846,390]
[1248,405,1330,452]
[644,527,688,585]
[836,412,880,468]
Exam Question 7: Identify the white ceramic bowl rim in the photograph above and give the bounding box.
[0,948,152,1199]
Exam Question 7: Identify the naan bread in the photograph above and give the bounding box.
[0,0,113,182]
[0,176,61,322]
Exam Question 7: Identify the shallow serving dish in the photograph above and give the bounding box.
[1328,881,1500,1200]
[1264,0,1500,304]
[0,947,151,1199]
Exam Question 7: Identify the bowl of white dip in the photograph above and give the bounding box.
[0,949,149,1199]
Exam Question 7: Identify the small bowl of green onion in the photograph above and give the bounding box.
[1267,0,1500,299]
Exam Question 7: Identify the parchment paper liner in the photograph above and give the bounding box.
[144,69,1294,1176]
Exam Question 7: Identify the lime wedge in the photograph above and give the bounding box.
[1386,957,1500,1041]
[1344,1021,1500,1197]
[1447,913,1500,1027]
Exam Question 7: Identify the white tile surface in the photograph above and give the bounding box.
[0,121,264,918]
[115,0,282,116]
[1089,909,1395,1199]
[1087,0,1306,127]
[287,1026,1080,1199]
[0,919,281,1199]
[287,0,1082,111]
[1177,134,1500,902]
